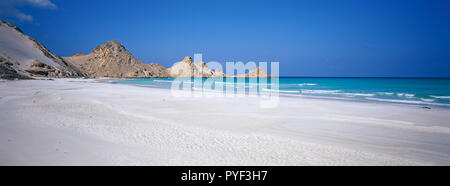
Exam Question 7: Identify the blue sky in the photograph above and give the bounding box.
[2,0,450,77]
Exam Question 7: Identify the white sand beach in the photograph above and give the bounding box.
[1,79,449,165]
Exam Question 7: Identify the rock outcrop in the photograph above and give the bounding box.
[167,56,226,78]
[64,40,169,78]
[0,56,31,80]
[0,20,84,79]
[167,56,272,78]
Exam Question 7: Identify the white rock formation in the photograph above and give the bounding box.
[167,56,225,78]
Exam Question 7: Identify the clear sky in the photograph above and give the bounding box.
[1,0,449,77]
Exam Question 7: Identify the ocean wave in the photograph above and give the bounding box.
[301,90,341,94]
[377,92,395,95]
[262,88,300,93]
[377,92,416,98]
[404,94,415,98]
[298,83,318,86]
[397,93,415,98]
[366,98,449,106]
[334,93,376,97]
[421,98,434,102]
[430,95,450,99]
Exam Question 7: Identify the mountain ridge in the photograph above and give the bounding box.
[0,20,272,80]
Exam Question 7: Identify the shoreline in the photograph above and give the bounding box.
[109,79,450,133]
[1,78,450,165]
[109,78,450,109]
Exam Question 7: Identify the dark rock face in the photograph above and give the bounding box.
[0,58,31,80]
[21,59,82,78]
[25,60,55,77]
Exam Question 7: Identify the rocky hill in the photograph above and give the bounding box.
[0,20,271,80]
[0,20,83,79]
[64,41,169,78]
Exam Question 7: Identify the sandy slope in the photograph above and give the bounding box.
[0,79,449,165]
[0,20,81,78]
[0,21,61,70]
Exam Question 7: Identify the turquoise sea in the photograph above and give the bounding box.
[112,78,450,107]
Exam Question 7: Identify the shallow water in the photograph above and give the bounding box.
[113,78,450,107]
